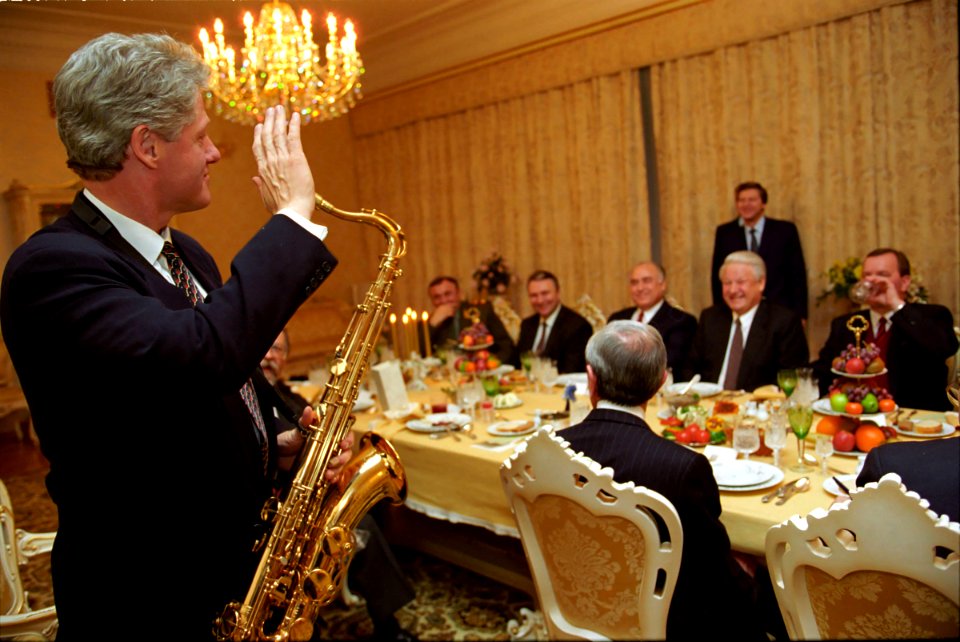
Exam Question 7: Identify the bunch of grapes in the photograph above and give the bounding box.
[459,322,494,346]
[829,379,892,402]
[832,341,885,374]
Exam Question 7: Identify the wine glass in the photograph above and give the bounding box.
[786,400,814,473]
[765,409,788,468]
[733,422,760,461]
[815,434,834,476]
[481,374,500,397]
[777,369,798,398]
[457,379,482,418]
[520,351,535,380]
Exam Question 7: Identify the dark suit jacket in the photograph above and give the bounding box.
[561,409,767,641]
[0,192,337,640]
[514,305,593,374]
[682,301,809,391]
[429,300,515,364]
[812,304,958,411]
[856,439,959,522]
[711,217,808,319]
[608,301,697,374]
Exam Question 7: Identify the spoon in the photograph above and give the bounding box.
[679,374,701,395]
[776,477,810,505]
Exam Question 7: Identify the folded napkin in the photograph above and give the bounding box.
[703,445,737,465]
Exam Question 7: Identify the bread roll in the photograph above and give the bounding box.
[913,419,941,435]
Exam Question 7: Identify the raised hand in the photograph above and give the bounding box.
[252,106,316,219]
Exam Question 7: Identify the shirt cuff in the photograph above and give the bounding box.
[277,208,328,241]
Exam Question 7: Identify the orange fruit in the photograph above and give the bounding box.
[816,415,857,436]
[855,426,886,453]
[878,398,896,413]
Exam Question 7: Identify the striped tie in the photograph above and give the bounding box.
[161,242,269,471]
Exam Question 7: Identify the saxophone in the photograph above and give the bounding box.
[215,195,408,642]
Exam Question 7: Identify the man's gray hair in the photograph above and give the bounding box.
[586,320,666,406]
[720,250,766,281]
[53,33,209,181]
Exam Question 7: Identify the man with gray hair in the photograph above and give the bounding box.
[680,250,808,390]
[1,33,351,639]
[562,321,780,640]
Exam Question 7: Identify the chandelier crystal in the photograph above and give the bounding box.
[198,0,363,126]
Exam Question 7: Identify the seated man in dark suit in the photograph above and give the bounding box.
[261,330,417,642]
[682,251,808,391]
[514,270,593,374]
[711,181,808,320]
[855,438,959,522]
[426,275,515,364]
[608,261,696,374]
[562,320,783,641]
[811,248,958,411]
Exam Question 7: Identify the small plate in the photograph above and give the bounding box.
[353,397,375,412]
[712,460,777,487]
[493,395,523,409]
[831,368,888,378]
[487,420,536,437]
[812,398,895,419]
[384,403,421,421]
[833,449,868,458]
[459,342,493,352]
[894,422,955,439]
[549,373,588,388]
[489,364,516,377]
[406,412,471,433]
[823,473,857,496]
[716,462,784,492]
[666,382,723,398]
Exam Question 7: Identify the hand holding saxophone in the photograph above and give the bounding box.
[252,105,316,220]
[275,405,356,476]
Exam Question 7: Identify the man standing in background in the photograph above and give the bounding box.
[711,182,808,320]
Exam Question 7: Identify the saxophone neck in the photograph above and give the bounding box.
[314,194,406,260]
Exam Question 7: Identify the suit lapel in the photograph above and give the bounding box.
[740,303,769,382]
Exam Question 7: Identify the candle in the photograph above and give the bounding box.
[421,311,431,358]
[389,312,399,359]
[401,314,410,359]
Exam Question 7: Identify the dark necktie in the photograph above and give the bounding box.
[535,321,549,355]
[723,318,744,391]
[161,242,269,469]
[748,228,758,252]
[876,317,888,339]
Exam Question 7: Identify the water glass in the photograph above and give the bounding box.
[815,434,834,476]
[457,380,482,418]
[764,415,788,468]
[733,423,760,460]
[849,279,877,305]
[777,369,797,398]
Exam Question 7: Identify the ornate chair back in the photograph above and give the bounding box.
[574,294,606,333]
[490,295,522,343]
[765,472,959,640]
[500,428,683,640]
[0,478,58,641]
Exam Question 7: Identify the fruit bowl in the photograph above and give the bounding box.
[813,398,897,418]
[459,341,494,351]
[831,368,888,379]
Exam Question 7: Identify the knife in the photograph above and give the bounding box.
[762,477,804,503]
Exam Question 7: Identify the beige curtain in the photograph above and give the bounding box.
[355,69,649,317]
[651,0,959,354]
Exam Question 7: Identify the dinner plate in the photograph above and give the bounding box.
[716,462,784,492]
[666,382,723,398]
[812,398,895,419]
[550,373,588,387]
[833,448,868,458]
[831,368,888,378]
[711,460,777,487]
[493,395,523,409]
[823,473,857,497]
[893,422,955,439]
[406,412,471,433]
[487,420,536,437]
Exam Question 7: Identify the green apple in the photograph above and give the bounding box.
[861,392,879,414]
[830,392,849,413]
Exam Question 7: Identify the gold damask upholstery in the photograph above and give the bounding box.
[574,295,606,333]
[500,428,682,640]
[490,295,522,343]
[0,479,57,641]
[765,473,959,640]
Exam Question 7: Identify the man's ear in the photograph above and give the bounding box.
[129,124,160,168]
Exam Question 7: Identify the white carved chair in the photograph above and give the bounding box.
[573,294,606,333]
[765,472,959,640]
[0,479,58,641]
[500,428,683,640]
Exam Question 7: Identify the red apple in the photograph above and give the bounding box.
[833,430,856,452]
[844,357,866,375]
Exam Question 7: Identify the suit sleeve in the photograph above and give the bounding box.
[710,227,725,307]
[784,223,809,319]
[811,316,848,396]
[678,313,707,383]
[776,308,810,370]
[561,318,594,374]
[484,306,516,364]
[892,304,959,361]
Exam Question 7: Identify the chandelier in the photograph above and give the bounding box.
[198,0,363,126]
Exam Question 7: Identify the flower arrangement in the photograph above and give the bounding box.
[816,256,929,306]
[473,252,515,296]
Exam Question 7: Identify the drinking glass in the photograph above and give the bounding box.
[777,369,798,398]
[815,434,834,476]
[520,351,536,379]
[481,375,500,397]
[765,410,788,468]
[457,379,482,418]
[786,401,814,473]
[849,280,876,305]
[733,423,760,460]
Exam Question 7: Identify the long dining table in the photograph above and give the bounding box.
[290,372,956,592]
